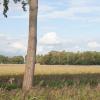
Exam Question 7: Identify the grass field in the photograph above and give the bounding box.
[0,64,100,75]
[0,64,100,100]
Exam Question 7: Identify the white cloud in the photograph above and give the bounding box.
[38,0,100,23]
[38,32,100,54]
[10,42,26,50]
[38,32,81,54]
[39,32,61,45]
[0,34,27,56]
[37,32,79,54]
[39,6,100,22]
[69,0,91,7]
[0,32,100,55]
[1,0,100,22]
[88,41,100,48]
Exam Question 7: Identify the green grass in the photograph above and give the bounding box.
[0,86,100,100]
[0,64,100,100]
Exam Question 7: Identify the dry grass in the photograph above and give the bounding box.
[0,64,100,76]
[0,86,100,100]
[0,64,100,100]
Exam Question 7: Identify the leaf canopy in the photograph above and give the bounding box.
[2,0,28,17]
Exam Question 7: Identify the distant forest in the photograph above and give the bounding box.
[0,51,100,65]
[0,55,24,64]
[37,51,100,65]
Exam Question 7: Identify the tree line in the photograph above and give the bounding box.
[0,55,24,64]
[1,51,100,65]
[36,51,100,65]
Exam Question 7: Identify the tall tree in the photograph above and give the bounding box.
[22,0,38,91]
[2,0,38,91]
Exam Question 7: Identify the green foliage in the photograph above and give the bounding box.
[0,83,18,90]
[65,80,74,86]
[0,74,100,100]
[0,55,24,64]
[89,79,98,87]
[10,56,24,64]
[0,87,100,100]
[36,51,100,65]
[0,55,9,64]
[2,0,28,17]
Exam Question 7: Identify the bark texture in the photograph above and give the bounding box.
[22,0,38,91]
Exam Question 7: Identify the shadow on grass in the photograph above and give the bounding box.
[0,73,100,89]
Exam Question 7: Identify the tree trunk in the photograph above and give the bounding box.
[22,0,38,91]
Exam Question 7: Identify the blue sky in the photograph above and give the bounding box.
[0,0,100,56]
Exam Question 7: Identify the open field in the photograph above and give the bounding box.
[0,64,100,76]
[0,64,100,100]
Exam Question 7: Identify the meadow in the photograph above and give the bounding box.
[0,64,100,100]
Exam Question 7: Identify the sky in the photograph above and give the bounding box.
[0,0,100,56]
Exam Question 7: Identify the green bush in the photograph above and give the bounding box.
[0,83,18,90]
